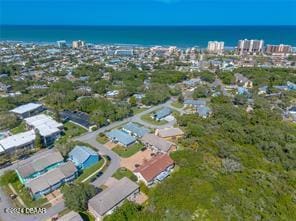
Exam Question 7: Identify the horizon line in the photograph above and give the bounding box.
[1,24,296,27]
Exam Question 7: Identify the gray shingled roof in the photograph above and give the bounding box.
[17,150,64,178]
[57,211,83,221]
[88,177,139,216]
[141,134,174,152]
[27,161,77,195]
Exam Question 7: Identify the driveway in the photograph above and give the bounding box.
[0,99,179,221]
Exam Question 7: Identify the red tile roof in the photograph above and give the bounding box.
[134,154,174,182]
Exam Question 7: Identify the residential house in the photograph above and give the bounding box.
[60,110,95,131]
[0,130,36,155]
[106,129,136,147]
[10,103,44,119]
[16,150,64,184]
[287,81,296,91]
[155,128,184,140]
[25,114,63,147]
[68,145,99,170]
[122,122,149,138]
[134,154,174,186]
[26,161,78,199]
[57,211,83,221]
[153,107,172,121]
[88,177,139,220]
[237,86,249,95]
[234,73,253,88]
[196,106,212,118]
[184,99,206,108]
[288,106,296,121]
[141,134,176,153]
[258,86,268,95]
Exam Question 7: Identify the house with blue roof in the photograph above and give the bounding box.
[153,107,172,121]
[237,87,249,95]
[68,146,99,170]
[287,81,296,91]
[184,99,206,107]
[122,122,149,138]
[106,129,136,147]
[197,106,211,118]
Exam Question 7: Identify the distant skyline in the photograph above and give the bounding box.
[0,0,296,26]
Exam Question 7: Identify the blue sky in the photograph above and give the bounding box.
[0,0,295,25]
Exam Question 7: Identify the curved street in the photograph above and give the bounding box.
[0,98,183,221]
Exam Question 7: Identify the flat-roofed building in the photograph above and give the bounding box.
[134,154,174,186]
[59,110,95,131]
[237,39,264,55]
[88,177,139,220]
[266,44,292,55]
[207,41,224,54]
[25,114,63,147]
[16,150,64,184]
[0,130,35,154]
[10,103,43,119]
[26,161,77,199]
[141,134,176,153]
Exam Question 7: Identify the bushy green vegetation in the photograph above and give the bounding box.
[236,67,296,86]
[142,84,170,105]
[0,170,47,207]
[62,183,97,212]
[106,95,296,221]
[104,201,143,221]
[192,85,211,99]
[151,70,187,84]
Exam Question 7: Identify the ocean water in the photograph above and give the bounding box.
[0,25,295,48]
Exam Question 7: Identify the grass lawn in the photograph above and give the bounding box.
[112,167,138,182]
[96,133,109,144]
[57,122,87,144]
[79,211,95,221]
[140,113,168,126]
[112,142,144,158]
[10,122,27,134]
[171,101,184,108]
[75,158,105,183]
[132,107,148,115]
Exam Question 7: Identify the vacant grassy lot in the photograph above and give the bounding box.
[171,101,184,108]
[112,143,144,158]
[96,133,109,144]
[56,122,87,144]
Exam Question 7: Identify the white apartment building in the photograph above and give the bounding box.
[207,41,224,54]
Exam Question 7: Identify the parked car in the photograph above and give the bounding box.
[96,171,103,177]
[0,161,12,169]
[10,194,17,199]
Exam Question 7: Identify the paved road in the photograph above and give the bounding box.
[0,99,182,221]
[0,186,64,221]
